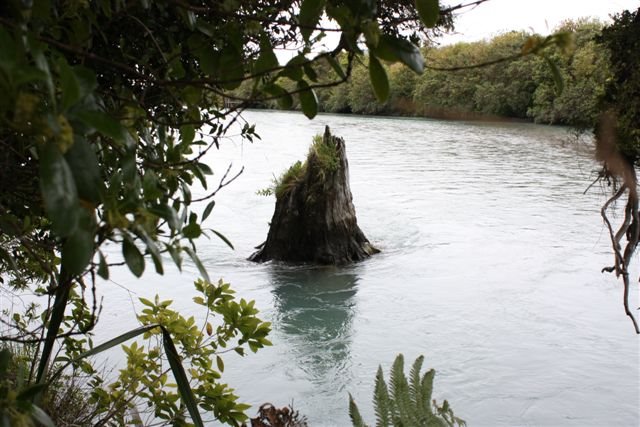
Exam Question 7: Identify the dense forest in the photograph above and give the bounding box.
[236,19,607,128]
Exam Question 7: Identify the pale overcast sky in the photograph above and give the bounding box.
[279,1,638,60]
[442,0,639,43]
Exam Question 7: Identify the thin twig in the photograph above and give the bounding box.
[191,164,245,203]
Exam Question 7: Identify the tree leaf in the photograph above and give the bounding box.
[64,134,103,204]
[165,243,183,271]
[255,34,279,74]
[543,55,564,94]
[297,80,318,119]
[202,200,215,221]
[39,143,79,237]
[73,65,98,98]
[0,247,18,273]
[183,222,202,239]
[137,227,164,275]
[122,233,145,277]
[219,45,244,90]
[61,207,96,276]
[184,246,210,282]
[278,92,294,110]
[193,42,219,76]
[263,83,293,109]
[369,55,389,102]
[326,55,346,79]
[58,58,81,110]
[196,161,213,175]
[33,51,55,103]
[181,124,195,145]
[373,35,425,74]
[303,62,319,82]
[299,0,326,42]
[139,297,154,307]
[16,383,47,401]
[13,67,47,87]
[76,110,135,149]
[280,55,306,81]
[72,324,161,360]
[97,250,109,280]
[30,405,56,427]
[0,28,17,70]
[149,204,180,231]
[415,0,440,28]
[211,229,234,250]
[216,355,224,372]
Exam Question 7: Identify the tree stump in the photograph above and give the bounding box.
[249,126,379,264]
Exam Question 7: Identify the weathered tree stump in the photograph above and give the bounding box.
[249,126,379,264]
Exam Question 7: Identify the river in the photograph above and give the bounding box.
[97,110,639,426]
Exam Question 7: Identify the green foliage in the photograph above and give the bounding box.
[74,279,271,426]
[274,161,307,199]
[2,0,603,423]
[260,132,340,199]
[528,19,609,127]
[0,348,56,427]
[313,21,608,126]
[596,8,640,161]
[309,134,340,174]
[348,62,389,115]
[369,55,390,102]
[0,0,450,423]
[349,354,465,427]
[592,8,640,333]
[416,0,441,28]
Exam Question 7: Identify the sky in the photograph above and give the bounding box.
[280,0,638,60]
[442,0,639,43]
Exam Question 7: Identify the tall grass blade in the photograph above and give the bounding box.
[162,328,205,427]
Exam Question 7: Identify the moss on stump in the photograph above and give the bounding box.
[249,126,379,264]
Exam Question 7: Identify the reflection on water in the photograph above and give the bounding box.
[268,266,358,387]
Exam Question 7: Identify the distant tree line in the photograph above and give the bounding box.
[236,19,608,128]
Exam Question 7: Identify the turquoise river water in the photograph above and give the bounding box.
[97,110,639,426]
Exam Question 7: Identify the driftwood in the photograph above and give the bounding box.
[250,126,378,264]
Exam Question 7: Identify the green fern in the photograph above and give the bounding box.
[349,393,367,427]
[374,366,391,427]
[349,354,466,427]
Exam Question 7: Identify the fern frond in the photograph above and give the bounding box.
[409,355,425,419]
[398,376,417,426]
[389,354,405,396]
[349,354,464,427]
[389,354,417,426]
[434,398,467,427]
[421,368,436,415]
[388,354,404,424]
[349,393,367,427]
[373,366,391,427]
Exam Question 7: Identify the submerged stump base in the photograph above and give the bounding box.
[249,126,379,265]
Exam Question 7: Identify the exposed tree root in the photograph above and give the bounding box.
[600,169,640,334]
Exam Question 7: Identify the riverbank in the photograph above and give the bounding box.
[233,19,607,129]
